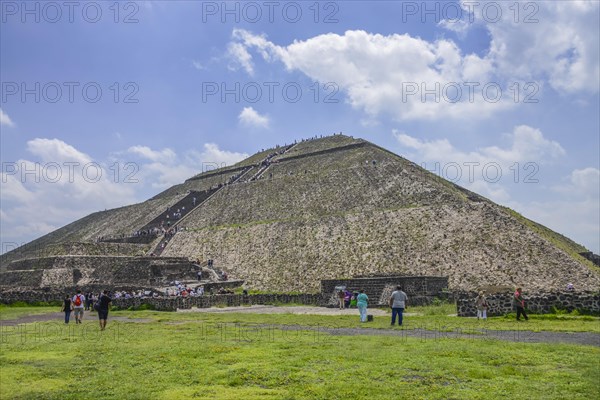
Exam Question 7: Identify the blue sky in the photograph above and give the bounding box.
[1,0,599,253]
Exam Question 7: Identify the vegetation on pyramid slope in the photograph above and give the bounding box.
[2,135,598,294]
[159,140,599,292]
[179,145,465,228]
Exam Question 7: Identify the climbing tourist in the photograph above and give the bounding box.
[389,286,408,326]
[97,290,112,331]
[72,290,85,324]
[357,290,369,322]
[514,287,528,321]
[475,291,487,320]
[60,295,73,324]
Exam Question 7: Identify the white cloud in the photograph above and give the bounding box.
[509,193,599,254]
[394,127,598,252]
[453,0,600,94]
[228,29,510,121]
[27,138,91,163]
[125,143,248,189]
[1,140,250,249]
[238,107,270,129]
[192,60,205,70]
[227,42,255,75]
[395,125,564,166]
[194,143,249,166]
[553,167,600,199]
[393,125,565,201]
[0,138,138,247]
[127,145,176,163]
[0,108,15,127]
[226,3,598,122]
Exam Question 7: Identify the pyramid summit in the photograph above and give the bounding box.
[1,134,598,293]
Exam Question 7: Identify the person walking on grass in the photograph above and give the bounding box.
[389,286,408,326]
[60,295,73,324]
[357,290,369,322]
[72,290,85,324]
[97,290,112,331]
[475,291,488,320]
[514,287,528,321]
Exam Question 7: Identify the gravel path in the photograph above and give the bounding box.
[1,307,598,347]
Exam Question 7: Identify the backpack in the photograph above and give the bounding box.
[74,295,82,307]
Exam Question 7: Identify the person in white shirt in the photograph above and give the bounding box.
[72,290,86,324]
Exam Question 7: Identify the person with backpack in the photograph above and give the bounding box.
[97,290,112,331]
[60,295,73,324]
[72,290,85,324]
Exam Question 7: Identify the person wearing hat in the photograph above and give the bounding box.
[475,291,488,320]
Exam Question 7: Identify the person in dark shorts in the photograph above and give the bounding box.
[514,287,528,321]
[97,290,112,331]
[60,295,73,324]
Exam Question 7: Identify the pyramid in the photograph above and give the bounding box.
[2,134,598,293]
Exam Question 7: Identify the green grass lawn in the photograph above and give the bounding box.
[109,303,600,334]
[0,304,59,321]
[1,304,599,399]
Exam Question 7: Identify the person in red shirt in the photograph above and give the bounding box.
[514,287,529,321]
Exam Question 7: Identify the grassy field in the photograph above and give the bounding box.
[1,305,599,399]
[0,305,60,321]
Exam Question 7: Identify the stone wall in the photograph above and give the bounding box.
[321,276,448,307]
[456,291,600,316]
[0,291,324,310]
[111,293,324,311]
[0,256,200,289]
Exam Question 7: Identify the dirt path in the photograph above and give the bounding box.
[1,307,598,347]
[179,305,400,316]
[0,311,152,326]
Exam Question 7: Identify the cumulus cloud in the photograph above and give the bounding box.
[1,140,248,249]
[395,125,564,166]
[227,42,255,75]
[238,107,270,129]
[228,28,510,121]
[125,143,248,189]
[226,3,598,121]
[445,0,600,94]
[394,125,565,201]
[0,108,15,127]
[0,138,138,247]
[127,145,177,163]
[394,126,598,251]
[193,143,249,166]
